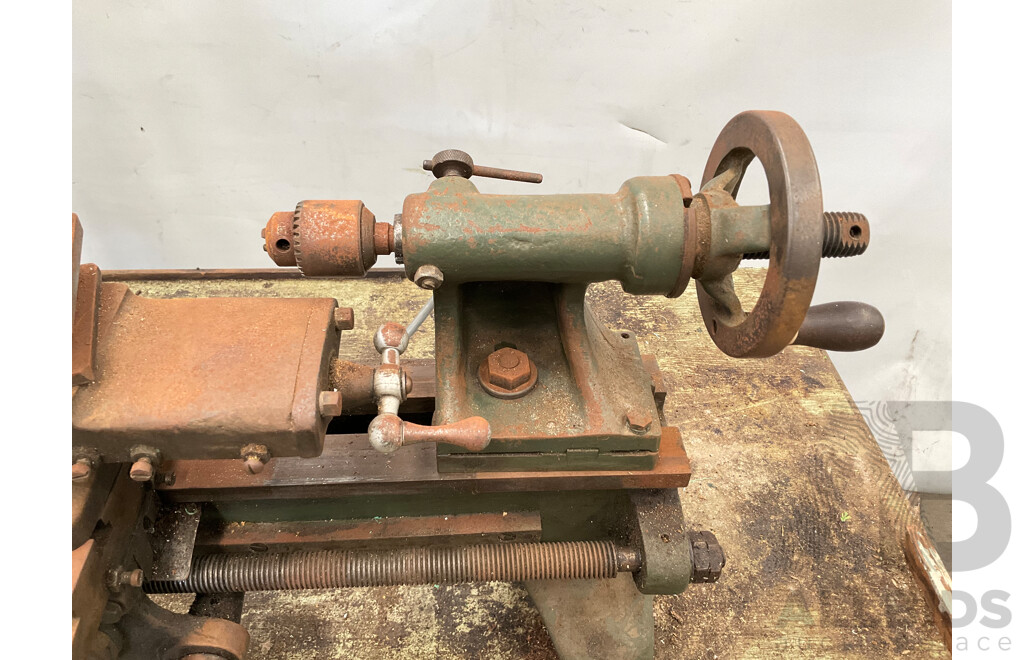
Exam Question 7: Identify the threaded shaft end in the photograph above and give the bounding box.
[145,541,621,593]
[744,211,870,259]
[821,211,869,257]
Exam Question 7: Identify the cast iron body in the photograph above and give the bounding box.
[72,111,881,659]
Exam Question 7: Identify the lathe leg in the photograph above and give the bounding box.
[525,573,654,660]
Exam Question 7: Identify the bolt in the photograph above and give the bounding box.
[625,410,653,434]
[129,456,155,482]
[404,370,414,396]
[413,265,444,290]
[483,347,532,391]
[334,307,355,331]
[71,457,93,482]
[108,567,144,590]
[319,390,343,417]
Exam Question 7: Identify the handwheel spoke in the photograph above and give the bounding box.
[699,275,745,327]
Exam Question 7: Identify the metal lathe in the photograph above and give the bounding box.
[71,111,884,659]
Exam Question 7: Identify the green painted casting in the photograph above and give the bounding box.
[401,176,692,295]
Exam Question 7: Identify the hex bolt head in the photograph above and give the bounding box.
[413,265,444,290]
[319,390,343,417]
[690,530,726,583]
[484,347,532,390]
[129,456,155,482]
[334,307,355,331]
[71,457,93,482]
[625,410,653,434]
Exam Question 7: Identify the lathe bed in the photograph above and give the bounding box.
[110,267,946,659]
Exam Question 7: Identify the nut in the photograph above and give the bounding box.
[625,410,653,434]
[334,307,355,331]
[319,390,343,417]
[690,530,726,583]
[129,456,155,482]
[71,457,93,482]
[483,348,532,390]
[413,265,444,290]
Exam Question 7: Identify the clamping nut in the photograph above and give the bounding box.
[413,265,444,290]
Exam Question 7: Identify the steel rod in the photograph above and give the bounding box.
[146,541,635,593]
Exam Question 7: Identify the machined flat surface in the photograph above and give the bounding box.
[128,269,946,659]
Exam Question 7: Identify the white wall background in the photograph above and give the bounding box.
[73,1,951,490]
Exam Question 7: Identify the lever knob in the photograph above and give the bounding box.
[423,149,543,184]
[792,302,884,352]
[368,414,492,454]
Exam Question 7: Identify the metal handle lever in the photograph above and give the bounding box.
[423,149,543,184]
[368,414,491,454]
[368,316,492,454]
[792,302,885,352]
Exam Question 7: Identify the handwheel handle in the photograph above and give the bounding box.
[793,302,884,352]
[695,111,823,358]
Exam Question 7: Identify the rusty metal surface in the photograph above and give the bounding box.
[478,347,538,398]
[400,415,492,451]
[422,149,544,184]
[72,263,102,384]
[195,512,544,555]
[400,175,689,294]
[330,359,377,411]
[157,426,689,502]
[147,541,622,593]
[150,504,203,582]
[696,110,823,358]
[71,462,119,550]
[432,282,662,471]
[72,287,340,462]
[744,211,870,260]
[71,467,146,658]
[289,200,382,276]
[262,211,297,266]
[109,270,943,658]
[101,267,403,281]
